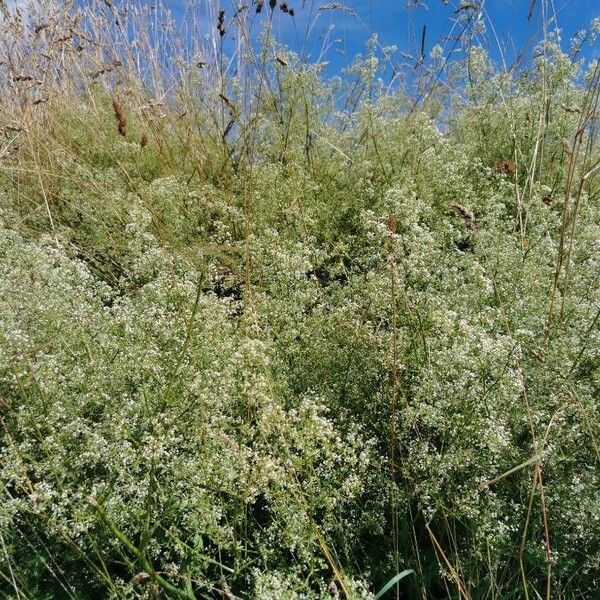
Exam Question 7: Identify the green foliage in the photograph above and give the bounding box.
[1,2,600,598]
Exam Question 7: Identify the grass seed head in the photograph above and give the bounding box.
[451,203,476,230]
[111,96,127,137]
[491,158,516,175]
[387,213,397,233]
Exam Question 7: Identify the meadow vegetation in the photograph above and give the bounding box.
[0,1,600,598]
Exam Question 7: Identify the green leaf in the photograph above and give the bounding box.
[374,570,415,600]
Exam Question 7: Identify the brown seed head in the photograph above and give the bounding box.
[111,97,127,137]
[491,159,516,175]
[387,213,397,233]
[140,133,148,149]
[451,203,476,230]
[217,9,226,36]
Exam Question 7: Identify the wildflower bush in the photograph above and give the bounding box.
[1,1,599,598]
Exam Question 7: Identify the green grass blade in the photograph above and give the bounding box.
[374,570,415,599]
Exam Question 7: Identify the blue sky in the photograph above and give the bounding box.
[169,0,599,78]
[274,0,598,70]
